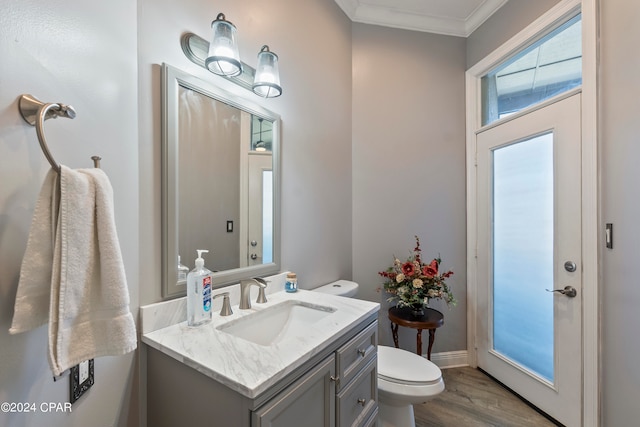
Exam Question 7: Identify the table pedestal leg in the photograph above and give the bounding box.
[391,322,399,348]
[427,328,436,360]
[416,329,423,356]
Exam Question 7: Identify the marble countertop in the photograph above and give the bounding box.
[142,289,379,399]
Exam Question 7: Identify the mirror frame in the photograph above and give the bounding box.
[161,63,281,299]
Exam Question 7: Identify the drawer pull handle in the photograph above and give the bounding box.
[330,375,340,383]
[357,398,366,406]
[357,349,366,357]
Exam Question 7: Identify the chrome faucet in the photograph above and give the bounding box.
[239,277,268,309]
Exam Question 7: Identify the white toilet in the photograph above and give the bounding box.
[313,280,445,427]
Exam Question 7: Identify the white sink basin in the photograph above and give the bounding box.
[217,300,337,346]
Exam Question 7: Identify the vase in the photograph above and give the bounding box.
[410,304,425,317]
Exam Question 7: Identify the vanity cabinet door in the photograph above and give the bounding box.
[252,354,336,427]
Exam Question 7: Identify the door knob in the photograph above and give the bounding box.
[564,261,577,272]
[546,285,577,298]
[250,254,258,260]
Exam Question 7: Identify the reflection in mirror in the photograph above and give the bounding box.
[162,63,280,299]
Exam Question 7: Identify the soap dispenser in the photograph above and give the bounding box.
[187,250,213,327]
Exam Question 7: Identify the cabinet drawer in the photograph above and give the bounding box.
[336,321,377,390]
[336,357,377,427]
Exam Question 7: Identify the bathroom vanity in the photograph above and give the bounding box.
[154,63,379,426]
[142,287,379,427]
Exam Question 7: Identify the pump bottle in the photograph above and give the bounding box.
[187,249,213,327]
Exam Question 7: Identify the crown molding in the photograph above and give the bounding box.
[334,0,509,37]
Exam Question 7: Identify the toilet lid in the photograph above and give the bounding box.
[313,280,358,296]
[377,345,442,385]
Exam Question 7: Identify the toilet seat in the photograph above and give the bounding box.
[378,345,442,386]
[378,374,441,386]
[377,345,445,405]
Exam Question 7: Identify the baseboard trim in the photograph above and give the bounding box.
[429,350,468,369]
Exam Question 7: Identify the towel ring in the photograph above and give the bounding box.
[18,94,77,174]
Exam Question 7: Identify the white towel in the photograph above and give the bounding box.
[10,166,137,375]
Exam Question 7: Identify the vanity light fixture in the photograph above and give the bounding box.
[252,46,282,98]
[206,13,242,77]
[181,14,283,98]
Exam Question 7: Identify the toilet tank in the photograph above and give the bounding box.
[313,280,359,298]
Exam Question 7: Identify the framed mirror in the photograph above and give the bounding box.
[161,63,281,298]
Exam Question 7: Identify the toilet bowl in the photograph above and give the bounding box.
[377,345,444,427]
[312,280,445,427]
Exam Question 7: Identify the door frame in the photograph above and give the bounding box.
[464,0,599,425]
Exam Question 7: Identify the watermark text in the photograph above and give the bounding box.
[1,402,72,413]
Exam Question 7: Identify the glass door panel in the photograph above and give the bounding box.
[492,133,554,382]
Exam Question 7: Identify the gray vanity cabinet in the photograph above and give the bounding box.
[146,316,378,427]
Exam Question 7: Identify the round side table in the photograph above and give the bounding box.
[388,306,444,360]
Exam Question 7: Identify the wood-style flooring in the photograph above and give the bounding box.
[413,367,558,427]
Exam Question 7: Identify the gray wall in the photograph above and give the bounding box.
[466,0,562,68]
[0,1,139,426]
[600,1,640,424]
[351,23,467,353]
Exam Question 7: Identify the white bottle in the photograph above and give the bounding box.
[187,249,213,327]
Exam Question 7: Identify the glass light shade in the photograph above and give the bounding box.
[205,13,242,77]
[252,45,282,98]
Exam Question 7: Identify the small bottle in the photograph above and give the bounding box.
[285,272,298,293]
[177,255,189,283]
[187,250,213,327]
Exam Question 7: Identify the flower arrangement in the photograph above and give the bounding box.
[379,236,456,309]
